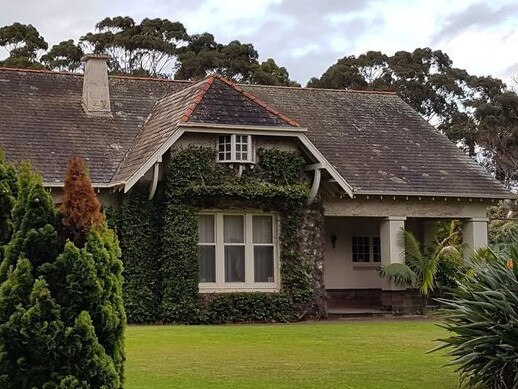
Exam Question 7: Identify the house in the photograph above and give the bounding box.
[0,55,512,321]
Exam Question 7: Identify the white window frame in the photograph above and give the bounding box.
[217,134,254,163]
[198,211,280,292]
[352,236,381,264]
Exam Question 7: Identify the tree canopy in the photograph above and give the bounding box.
[0,22,47,69]
[0,18,299,86]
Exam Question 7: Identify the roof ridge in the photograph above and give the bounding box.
[0,66,82,77]
[244,82,398,95]
[0,66,195,84]
[111,74,191,83]
[214,76,300,127]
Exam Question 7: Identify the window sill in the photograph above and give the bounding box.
[352,263,381,270]
[216,160,255,164]
[199,284,279,293]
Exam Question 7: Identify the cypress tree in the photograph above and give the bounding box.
[55,156,126,383]
[59,155,103,247]
[0,157,125,387]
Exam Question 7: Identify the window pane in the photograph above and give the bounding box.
[352,236,370,262]
[254,246,274,282]
[224,215,244,243]
[253,216,272,243]
[225,246,245,282]
[199,246,216,282]
[198,215,214,243]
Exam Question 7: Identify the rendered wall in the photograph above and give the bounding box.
[323,216,383,289]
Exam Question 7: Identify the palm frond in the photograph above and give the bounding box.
[402,229,425,269]
[380,263,417,287]
[420,256,438,295]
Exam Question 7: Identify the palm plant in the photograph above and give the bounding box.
[380,221,464,310]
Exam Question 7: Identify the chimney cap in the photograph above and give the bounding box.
[81,53,110,61]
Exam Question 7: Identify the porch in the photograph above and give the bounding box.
[323,214,488,313]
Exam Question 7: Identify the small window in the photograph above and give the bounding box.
[352,236,381,263]
[217,135,253,163]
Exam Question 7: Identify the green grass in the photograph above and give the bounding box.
[125,320,457,389]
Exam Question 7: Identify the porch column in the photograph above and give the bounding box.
[462,217,489,261]
[380,216,406,291]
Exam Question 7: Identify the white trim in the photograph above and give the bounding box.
[217,134,254,163]
[384,216,407,221]
[197,211,280,292]
[296,133,354,198]
[468,217,490,223]
[43,181,125,189]
[307,168,321,205]
[305,163,324,171]
[123,129,186,193]
[355,190,514,200]
[148,162,160,200]
[178,122,307,132]
[120,124,356,198]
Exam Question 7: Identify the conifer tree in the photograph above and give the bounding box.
[0,163,59,282]
[59,155,103,247]
[53,155,126,384]
[0,156,125,388]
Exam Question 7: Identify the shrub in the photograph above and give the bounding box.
[435,243,518,389]
[0,157,125,388]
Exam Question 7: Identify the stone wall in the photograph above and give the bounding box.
[299,205,327,317]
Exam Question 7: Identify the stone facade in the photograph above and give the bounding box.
[299,206,327,317]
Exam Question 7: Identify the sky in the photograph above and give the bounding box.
[0,0,517,86]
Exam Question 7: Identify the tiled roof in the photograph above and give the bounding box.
[242,85,510,198]
[0,67,188,184]
[187,77,299,127]
[113,78,210,183]
[113,76,301,183]
[0,68,511,198]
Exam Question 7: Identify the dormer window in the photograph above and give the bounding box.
[218,135,253,163]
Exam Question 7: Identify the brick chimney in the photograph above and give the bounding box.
[82,54,111,116]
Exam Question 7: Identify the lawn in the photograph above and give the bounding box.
[125,319,458,389]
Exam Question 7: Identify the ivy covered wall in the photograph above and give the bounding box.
[119,146,326,323]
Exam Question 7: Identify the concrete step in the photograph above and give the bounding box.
[326,307,392,319]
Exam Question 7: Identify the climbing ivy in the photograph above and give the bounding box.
[119,188,162,323]
[120,146,322,323]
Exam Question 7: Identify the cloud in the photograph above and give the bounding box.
[431,1,518,44]
[0,0,515,86]
[230,0,380,83]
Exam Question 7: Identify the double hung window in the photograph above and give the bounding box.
[198,212,278,291]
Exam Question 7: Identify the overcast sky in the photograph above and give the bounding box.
[0,0,517,86]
